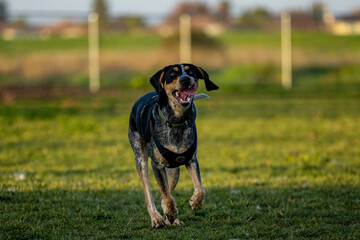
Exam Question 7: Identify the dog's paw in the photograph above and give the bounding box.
[161,197,178,225]
[165,212,177,225]
[151,212,166,229]
[165,218,185,226]
[189,190,205,211]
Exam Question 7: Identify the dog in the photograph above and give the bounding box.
[128,63,218,228]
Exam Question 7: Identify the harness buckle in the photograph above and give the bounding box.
[175,156,186,163]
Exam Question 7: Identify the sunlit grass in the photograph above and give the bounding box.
[1,90,359,238]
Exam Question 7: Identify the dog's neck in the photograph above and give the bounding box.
[158,102,194,125]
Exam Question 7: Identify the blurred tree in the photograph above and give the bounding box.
[109,15,145,32]
[119,16,145,31]
[311,2,325,29]
[92,0,109,30]
[163,29,222,49]
[0,0,7,23]
[11,15,28,29]
[197,3,209,15]
[217,0,230,22]
[239,7,272,30]
[242,7,271,19]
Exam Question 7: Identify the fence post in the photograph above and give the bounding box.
[88,12,100,93]
[179,14,192,63]
[281,12,292,90]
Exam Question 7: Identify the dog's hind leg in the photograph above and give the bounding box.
[151,162,184,226]
[129,131,165,228]
[164,167,184,226]
[186,157,205,211]
[166,167,180,192]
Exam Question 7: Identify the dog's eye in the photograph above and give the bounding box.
[188,71,193,75]
[170,72,176,77]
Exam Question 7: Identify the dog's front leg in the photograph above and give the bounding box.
[186,157,205,211]
[131,133,165,228]
[137,159,166,228]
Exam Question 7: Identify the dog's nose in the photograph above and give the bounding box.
[179,76,191,85]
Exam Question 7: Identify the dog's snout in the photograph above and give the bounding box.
[179,76,191,85]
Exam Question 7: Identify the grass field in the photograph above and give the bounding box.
[1,28,360,238]
[2,31,360,55]
[1,88,359,239]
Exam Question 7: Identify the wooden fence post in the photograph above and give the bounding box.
[88,12,100,93]
[179,14,192,63]
[281,12,292,90]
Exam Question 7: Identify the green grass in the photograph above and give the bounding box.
[1,90,359,239]
[219,31,360,53]
[0,33,162,56]
[2,31,360,56]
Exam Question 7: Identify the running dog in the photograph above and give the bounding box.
[128,63,218,228]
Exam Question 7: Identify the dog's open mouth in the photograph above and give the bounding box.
[173,87,197,106]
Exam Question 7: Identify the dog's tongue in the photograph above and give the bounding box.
[180,88,196,96]
[178,88,197,101]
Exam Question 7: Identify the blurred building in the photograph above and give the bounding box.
[237,5,325,31]
[324,10,360,35]
[287,11,322,30]
[38,21,88,39]
[109,15,147,33]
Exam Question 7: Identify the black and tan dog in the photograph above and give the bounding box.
[128,63,218,228]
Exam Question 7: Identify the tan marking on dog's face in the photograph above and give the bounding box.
[164,77,186,117]
[196,67,205,79]
[159,71,165,87]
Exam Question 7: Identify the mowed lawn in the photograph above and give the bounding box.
[0,89,359,239]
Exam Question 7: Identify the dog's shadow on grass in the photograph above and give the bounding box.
[203,165,289,175]
[1,185,359,239]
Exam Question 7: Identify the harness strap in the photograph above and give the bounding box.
[157,106,188,128]
[150,118,197,168]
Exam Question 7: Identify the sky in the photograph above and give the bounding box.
[6,0,360,25]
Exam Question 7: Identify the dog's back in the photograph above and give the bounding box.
[129,91,158,143]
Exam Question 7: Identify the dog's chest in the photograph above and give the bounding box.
[150,124,196,167]
[158,126,194,151]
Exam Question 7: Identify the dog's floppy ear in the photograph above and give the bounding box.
[150,65,172,93]
[196,67,219,91]
[150,67,165,93]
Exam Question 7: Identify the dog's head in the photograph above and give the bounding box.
[150,64,218,110]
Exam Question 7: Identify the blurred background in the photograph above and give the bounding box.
[1,0,360,95]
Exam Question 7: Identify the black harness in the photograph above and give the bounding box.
[150,114,197,168]
[133,92,197,168]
